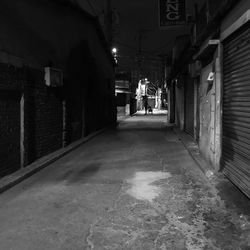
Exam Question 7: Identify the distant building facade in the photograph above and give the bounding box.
[115,71,132,117]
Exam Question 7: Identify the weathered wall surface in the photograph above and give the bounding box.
[0,0,115,177]
[184,76,194,135]
[175,83,185,130]
[0,64,22,176]
[24,67,63,164]
[199,63,216,166]
[172,35,190,65]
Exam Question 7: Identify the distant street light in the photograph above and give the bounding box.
[112,47,117,54]
[112,47,118,65]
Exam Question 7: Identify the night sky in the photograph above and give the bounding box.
[75,0,206,72]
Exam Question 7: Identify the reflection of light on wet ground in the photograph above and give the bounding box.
[126,171,171,202]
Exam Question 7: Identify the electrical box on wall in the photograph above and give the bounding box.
[44,67,63,87]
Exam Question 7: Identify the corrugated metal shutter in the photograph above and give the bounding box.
[185,78,194,136]
[222,22,250,198]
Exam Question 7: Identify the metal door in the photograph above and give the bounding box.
[222,22,250,198]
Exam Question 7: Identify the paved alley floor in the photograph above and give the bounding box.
[0,112,249,250]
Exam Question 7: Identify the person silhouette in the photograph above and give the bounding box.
[144,96,148,115]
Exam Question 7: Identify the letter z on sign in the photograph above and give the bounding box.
[166,0,180,21]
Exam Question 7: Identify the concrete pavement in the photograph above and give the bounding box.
[0,112,249,250]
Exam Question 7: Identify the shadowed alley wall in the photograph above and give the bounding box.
[0,0,115,177]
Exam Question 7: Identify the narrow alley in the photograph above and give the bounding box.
[0,113,249,250]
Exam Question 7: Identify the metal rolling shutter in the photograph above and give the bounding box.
[222,22,250,198]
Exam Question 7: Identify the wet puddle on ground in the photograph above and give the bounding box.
[126,171,172,202]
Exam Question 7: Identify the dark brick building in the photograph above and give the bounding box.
[0,0,115,178]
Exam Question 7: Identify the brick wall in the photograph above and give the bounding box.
[0,60,114,178]
[0,91,21,177]
[0,63,63,177]
[0,63,22,177]
[24,68,63,165]
[0,0,115,178]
